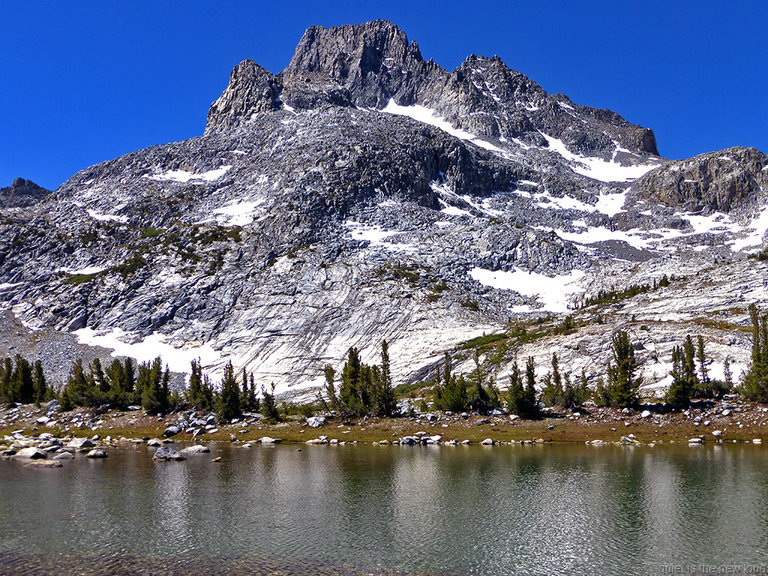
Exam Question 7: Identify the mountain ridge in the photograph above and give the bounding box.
[1,20,766,398]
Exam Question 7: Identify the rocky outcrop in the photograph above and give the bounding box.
[205,60,282,133]
[207,20,658,160]
[0,178,50,209]
[631,147,768,213]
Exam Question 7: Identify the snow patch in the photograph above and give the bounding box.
[540,133,660,183]
[381,100,504,153]
[58,265,107,275]
[344,221,416,252]
[74,327,220,375]
[87,210,127,224]
[469,267,585,313]
[212,199,265,227]
[147,166,232,183]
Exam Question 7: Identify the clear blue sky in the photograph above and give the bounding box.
[1,1,766,190]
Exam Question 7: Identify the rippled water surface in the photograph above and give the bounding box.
[2,443,768,575]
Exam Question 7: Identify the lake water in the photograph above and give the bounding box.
[2,443,768,575]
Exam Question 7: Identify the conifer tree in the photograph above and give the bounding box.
[604,331,642,408]
[434,352,469,412]
[215,360,241,422]
[0,357,12,402]
[260,383,280,422]
[187,359,204,408]
[666,345,692,409]
[374,340,396,416]
[13,355,35,404]
[506,360,537,417]
[32,360,47,405]
[524,356,538,415]
[323,364,338,411]
[741,304,768,401]
[723,357,733,390]
[139,357,168,415]
[61,359,91,410]
[541,353,564,407]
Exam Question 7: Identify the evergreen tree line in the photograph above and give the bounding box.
[432,330,640,416]
[665,335,732,408]
[323,341,397,418]
[433,349,503,414]
[0,355,49,405]
[22,355,274,423]
[741,304,768,402]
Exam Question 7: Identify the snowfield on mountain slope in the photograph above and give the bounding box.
[146,166,232,183]
[469,267,586,313]
[74,327,221,375]
[539,133,660,183]
[381,100,505,153]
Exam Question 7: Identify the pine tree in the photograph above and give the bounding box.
[604,331,642,408]
[323,364,338,411]
[741,304,768,401]
[123,358,136,397]
[61,358,91,410]
[696,335,709,386]
[434,352,469,412]
[215,361,241,422]
[468,349,491,413]
[524,356,538,415]
[187,358,204,408]
[0,357,12,402]
[140,357,168,415]
[541,353,564,407]
[666,345,692,409]
[13,355,34,404]
[506,360,537,417]
[32,360,47,405]
[260,383,280,422]
[562,370,590,410]
[338,347,370,416]
[723,357,733,390]
[374,340,396,416]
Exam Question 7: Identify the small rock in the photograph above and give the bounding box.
[181,445,210,454]
[24,459,62,468]
[306,416,327,428]
[85,449,107,459]
[712,430,723,437]
[688,437,703,444]
[211,456,221,462]
[53,452,74,460]
[481,438,494,445]
[641,410,651,419]
[722,409,731,416]
[153,446,186,461]
[163,426,181,438]
[147,439,163,447]
[13,447,47,459]
[753,438,763,444]
[67,438,94,449]
[259,436,280,444]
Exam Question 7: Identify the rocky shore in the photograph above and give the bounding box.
[2,394,767,465]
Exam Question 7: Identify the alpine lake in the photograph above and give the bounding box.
[2,442,768,576]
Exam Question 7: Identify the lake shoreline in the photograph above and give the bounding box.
[2,396,767,450]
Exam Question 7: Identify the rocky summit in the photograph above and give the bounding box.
[1,20,766,397]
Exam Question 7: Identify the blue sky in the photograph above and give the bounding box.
[1,1,766,190]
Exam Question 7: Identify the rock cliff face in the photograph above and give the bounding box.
[1,20,767,396]
[0,178,50,209]
[631,147,768,214]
